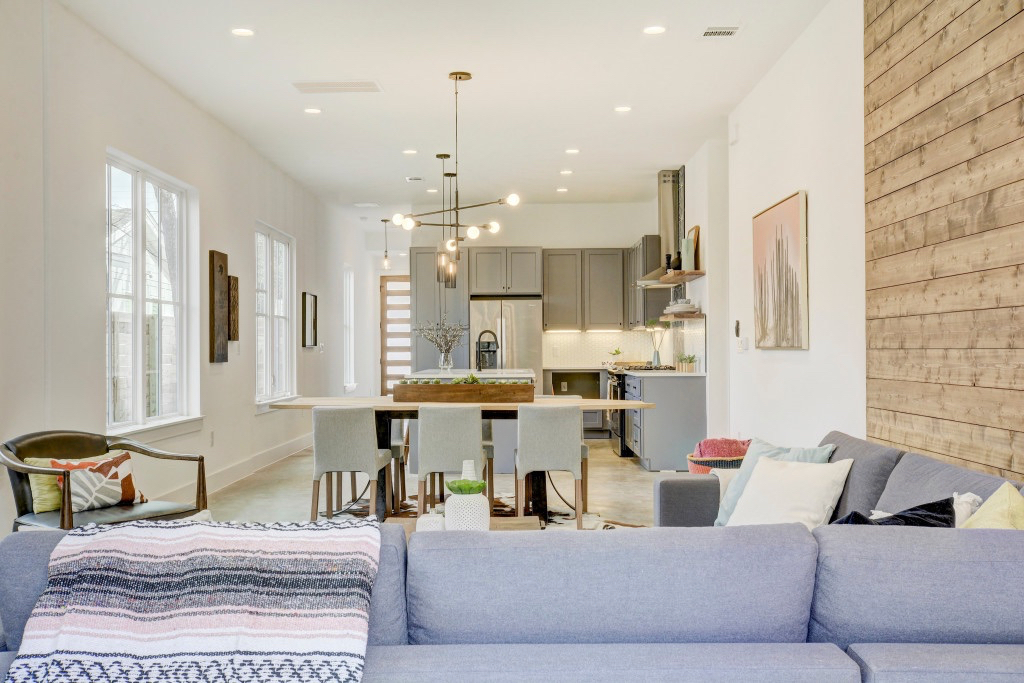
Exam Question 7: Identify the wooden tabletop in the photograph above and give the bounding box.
[384,515,543,539]
[269,396,655,410]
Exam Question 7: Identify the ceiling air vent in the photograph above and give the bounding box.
[292,81,382,94]
[702,26,740,38]
[405,177,423,183]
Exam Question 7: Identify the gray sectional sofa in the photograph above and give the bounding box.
[655,430,1023,527]
[3,514,1024,681]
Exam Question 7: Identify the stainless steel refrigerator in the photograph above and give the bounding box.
[469,298,543,393]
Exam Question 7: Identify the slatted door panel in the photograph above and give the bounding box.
[865,0,1024,479]
[380,276,411,395]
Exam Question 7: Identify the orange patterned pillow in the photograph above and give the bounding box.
[52,452,147,513]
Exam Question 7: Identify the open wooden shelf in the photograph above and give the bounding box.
[660,312,705,322]
[659,270,706,285]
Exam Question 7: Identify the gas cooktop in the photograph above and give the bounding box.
[611,363,677,371]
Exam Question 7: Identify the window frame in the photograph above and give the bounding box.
[255,221,297,405]
[105,156,191,432]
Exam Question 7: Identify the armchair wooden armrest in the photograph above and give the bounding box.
[108,438,207,512]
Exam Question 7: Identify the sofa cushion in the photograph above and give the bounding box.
[365,643,861,682]
[0,652,15,680]
[847,643,1024,683]
[0,530,64,650]
[875,452,1011,514]
[809,526,1024,649]
[367,522,408,645]
[819,431,903,519]
[407,525,818,645]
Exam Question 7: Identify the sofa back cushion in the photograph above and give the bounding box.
[406,524,818,645]
[819,431,903,519]
[368,522,408,645]
[875,452,1012,514]
[810,526,1024,648]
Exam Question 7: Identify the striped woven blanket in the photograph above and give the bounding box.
[6,518,381,683]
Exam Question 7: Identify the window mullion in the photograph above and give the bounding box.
[133,169,145,426]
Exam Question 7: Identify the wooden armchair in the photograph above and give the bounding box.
[1,430,207,531]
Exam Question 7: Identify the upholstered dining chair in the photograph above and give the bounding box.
[416,405,488,516]
[1,430,207,531]
[535,395,589,513]
[515,404,588,529]
[311,407,392,520]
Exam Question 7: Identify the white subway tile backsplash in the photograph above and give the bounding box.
[543,330,674,368]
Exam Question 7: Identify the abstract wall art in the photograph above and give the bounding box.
[209,250,229,362]
[752,191,808,350]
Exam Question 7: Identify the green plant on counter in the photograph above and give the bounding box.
[445,479,487,495]
[608,347,622,356]
[432,379,442,384]
[677,353,697,364]
[450,373,482,385]
[399,379,408,384]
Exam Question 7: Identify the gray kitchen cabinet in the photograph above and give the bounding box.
[583,248,624,330]
[409,247,469,371]
[468,247,506,295]
[626,235,668,329]
[506,247,543,294]
[468,246,543,295]
[542,249,583,330]
[623,373,707,471]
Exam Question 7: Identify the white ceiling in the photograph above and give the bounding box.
[60,0,828,207]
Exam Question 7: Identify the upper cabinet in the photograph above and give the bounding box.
[626,235,667,329]
[542,249,583,330]
[468,247,542,296]
[583,249,625,330]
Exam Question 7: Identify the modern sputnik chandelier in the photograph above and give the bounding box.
[388,72,520,286]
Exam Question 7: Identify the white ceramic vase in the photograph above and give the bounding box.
[444,493,490,531]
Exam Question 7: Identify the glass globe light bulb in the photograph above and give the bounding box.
[466,225,480,239]
[402,217,416,231]
[392,213,404,226]
[488,221,501,234]
[445,238,457,251]
[505,193,520,207]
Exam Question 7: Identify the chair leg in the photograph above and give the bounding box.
[325,472,334,520]
[385,462,393,518]
[439,473,445,505]
[429,473,436,509]
[576,479,584,530]
[581,458,589,514]
[350,472,358,503]
[336,472,343,509]
[391,459,401,515]
[417,480,427,516]
[369,479,378,519]
[515,478,525,517]
[399,456,407,502]
[310,479,321,522]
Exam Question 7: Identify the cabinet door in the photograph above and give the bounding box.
[625,245,635,329]
[583,249,624,330]
[506,247,543,295]
[542,249,582,330]
[468,247,506,295]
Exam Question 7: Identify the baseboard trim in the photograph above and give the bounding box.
[159,433,312,503]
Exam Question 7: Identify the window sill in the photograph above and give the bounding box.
[107,415,204,443]
[255,395,299,415]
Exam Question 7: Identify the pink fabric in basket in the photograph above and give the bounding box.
[695,438,751,460]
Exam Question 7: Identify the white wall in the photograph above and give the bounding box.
[683,138,730,435]
[0,1,373,531]
[726,0,865,445]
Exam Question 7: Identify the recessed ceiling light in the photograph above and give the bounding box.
[565,149,579,154]
[426,188,438,193]
[353,202,379,208]
[304,108,322,114]
[614,106,632,112]
[643,26,666,35]
[556,188,569,193]
[231,28,254,37]
[403,149,417,155]
[399,252,408,256]
[560,170,573,175]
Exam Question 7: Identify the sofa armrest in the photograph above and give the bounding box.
[654,474,720,527]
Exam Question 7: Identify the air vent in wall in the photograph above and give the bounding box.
[292,81,382,94]
[702,26,740,37]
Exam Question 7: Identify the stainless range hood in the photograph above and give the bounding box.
[639,169,681,283]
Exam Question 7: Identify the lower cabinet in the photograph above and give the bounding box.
[623,374,707,471]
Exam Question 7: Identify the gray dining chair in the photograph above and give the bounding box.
[535,395,589,513]
[311,407,392,520]
[515,404,588,529]
[416,405,488,516]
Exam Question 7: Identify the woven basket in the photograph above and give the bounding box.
[686,453,745,475]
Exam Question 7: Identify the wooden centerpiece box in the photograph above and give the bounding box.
[393,381,535,403]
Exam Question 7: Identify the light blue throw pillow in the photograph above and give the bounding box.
[713,437,836,526]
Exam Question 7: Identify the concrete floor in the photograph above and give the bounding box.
[208,438,659,527]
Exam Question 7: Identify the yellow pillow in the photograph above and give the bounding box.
[961,482,1024,530]
[23,456,106,513]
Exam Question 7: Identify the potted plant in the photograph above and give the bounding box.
[646,319,671,366]
[414,314,468,371]
[443,478,489,531]
[677,353,697,373]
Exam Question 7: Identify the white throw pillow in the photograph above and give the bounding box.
[726,458,854,530]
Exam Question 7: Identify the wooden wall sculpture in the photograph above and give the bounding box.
[864,0,1024,479]
[210,250,229,362]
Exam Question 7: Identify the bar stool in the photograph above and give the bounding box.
[416,405,488,516]
[514,404,587,529]
[311,407,392,520]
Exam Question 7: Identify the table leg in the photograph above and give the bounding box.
[527,471,547,522]
[373,412,390,520]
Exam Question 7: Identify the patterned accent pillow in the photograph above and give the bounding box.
[25,452,146,513]
[24,457,103,513]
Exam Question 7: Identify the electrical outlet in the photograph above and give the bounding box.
[209,431,215,447]
[560,381,568,392]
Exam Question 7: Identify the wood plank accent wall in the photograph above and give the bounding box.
[865,0,1024,480]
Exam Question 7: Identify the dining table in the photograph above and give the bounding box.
[270,396,656,520]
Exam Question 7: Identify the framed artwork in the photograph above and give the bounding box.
[752,191,808,349]
[302,292,317,348]
[228,275,239,342]
[209,250,229,362]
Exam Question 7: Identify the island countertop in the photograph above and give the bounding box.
[405,368,536,381]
